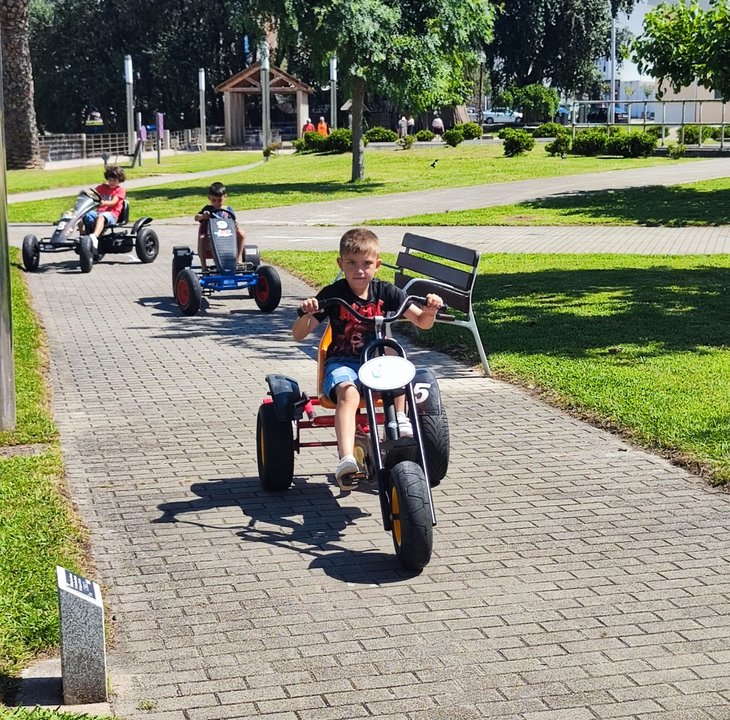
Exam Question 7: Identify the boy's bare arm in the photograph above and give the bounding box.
[405,292,443,330]
[292,297,321,341]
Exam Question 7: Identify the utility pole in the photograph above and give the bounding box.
[198,68,207,152]
[610,13,617,124]
[329,57,338,131]
[125,55,135,154]
[0,40,16,430]
[259,41,271,150]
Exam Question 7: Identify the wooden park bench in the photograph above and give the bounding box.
[382,232,490,376]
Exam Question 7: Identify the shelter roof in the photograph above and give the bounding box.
[215,63,314,95]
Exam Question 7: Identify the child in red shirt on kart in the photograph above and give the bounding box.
[292,228,443,488]
[82,165,127,251]
[193,181,246,271]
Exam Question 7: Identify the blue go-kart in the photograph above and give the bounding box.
[172,214,282,316]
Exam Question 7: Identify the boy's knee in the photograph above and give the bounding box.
[335,382,359,405]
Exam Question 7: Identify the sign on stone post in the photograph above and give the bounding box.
[56,566,107,704]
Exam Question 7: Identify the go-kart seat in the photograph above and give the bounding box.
[317,323,380,411]
[117,200,129,226]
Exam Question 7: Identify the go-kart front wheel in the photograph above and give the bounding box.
[256,403,294,492]
[22,234,40,272]
[79,236,94,273]
[174,268,202,316]
[388,461,433,571]
[253,265,282,313]
[420,410,450,487]
[135,227,159,263]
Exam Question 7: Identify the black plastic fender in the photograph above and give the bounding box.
[131,216,154,235]
[265,374,304,422]
[412,367,442,415]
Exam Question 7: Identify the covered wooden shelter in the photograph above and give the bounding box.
[215,63,314,146]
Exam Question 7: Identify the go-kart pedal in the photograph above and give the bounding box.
[335,456,366,490]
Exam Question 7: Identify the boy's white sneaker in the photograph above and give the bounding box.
[89,233,98,250]
[397,412,413,438]
[335,455,359,489]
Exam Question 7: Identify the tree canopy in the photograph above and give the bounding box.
[633,0,730,99]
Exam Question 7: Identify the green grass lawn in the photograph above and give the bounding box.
[8,144,687,223]
[369,177,730,227]
[0,250,86,704]
[264,250,730,485]
[7,151,261,194]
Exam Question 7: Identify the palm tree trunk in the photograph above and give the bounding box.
[1,0,43,169]
[350,76,366,182]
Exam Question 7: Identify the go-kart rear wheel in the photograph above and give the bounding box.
[256,403,294,492]
[174,267,202,316]
[172,250,193,290]
[388,461,433,571]
[22,234,40,272]
[420,411,450,487]
[135,227,159,263]
[79,236,94,273]
[253,265,282,313]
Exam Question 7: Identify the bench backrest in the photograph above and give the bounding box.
[391,233,480,315]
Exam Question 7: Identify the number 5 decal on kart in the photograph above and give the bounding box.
[413,382,431,403]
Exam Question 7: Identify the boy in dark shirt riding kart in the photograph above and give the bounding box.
[292,228,443,487]
[194,181,246,271]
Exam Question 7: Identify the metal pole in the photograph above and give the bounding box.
[329,57,337,131]
[198,68,207,152]
[125,55,135,155]
[260,41,271,149]
[0,40,16,430]
[610,14,616,125]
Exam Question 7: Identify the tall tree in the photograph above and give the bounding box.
[1,0,42,168]
[487,0,637,97]
[263,0,494,181]
[633,0,730,99]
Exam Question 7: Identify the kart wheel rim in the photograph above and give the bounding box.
[177,277,190,305]
[256,276,269,301]
[391,486,402,546]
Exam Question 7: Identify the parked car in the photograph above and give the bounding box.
[587,106,628,123]
[483,108,523,125]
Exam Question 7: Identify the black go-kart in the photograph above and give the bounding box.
[22,188,159,274]
[172,213,282,316]
[256,295,450,571]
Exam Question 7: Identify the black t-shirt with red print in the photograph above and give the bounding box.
[300,278,407,360]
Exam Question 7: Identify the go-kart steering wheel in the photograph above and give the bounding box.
[82,188,102,202]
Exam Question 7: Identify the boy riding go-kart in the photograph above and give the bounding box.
[172,210,282,316]
[22,188,159,274]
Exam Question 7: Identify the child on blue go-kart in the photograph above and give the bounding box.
[194,181,246,271]
[291,228,443,488]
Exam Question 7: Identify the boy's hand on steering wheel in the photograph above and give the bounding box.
[299,297,319,315]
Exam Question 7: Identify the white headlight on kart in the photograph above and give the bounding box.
[358,356,416,391]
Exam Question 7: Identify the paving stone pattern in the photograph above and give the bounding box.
[24,234,730,720]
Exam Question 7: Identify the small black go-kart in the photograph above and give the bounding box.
[256,296,450,571]
[172,213,282,316]
[22,188,159,274]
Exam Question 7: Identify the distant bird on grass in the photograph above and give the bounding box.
[430,159,438,168]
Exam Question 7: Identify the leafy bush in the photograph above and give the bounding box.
[397,134,415,150]
[502,128,535,157]
[364,126,398,142]
[498,84,559,124]
[710,125,730,139]
[292,138,306,153]
[322,128,352,153]
[460,121,483,140]
[605,134,630,156]
[644,125,666,139]
[415,129,435,142]
[572,128,609,156]
[442,127,465,147]
[668,142,686,159]
[625,131,658,158]
[303,130,325,151]
[679,124,714,144]
[533,122,568,138]
[545,134,571,156]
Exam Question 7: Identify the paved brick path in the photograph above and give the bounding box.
[20,222,730,719]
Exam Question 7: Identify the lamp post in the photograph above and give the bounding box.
[609,14,617,124]
[198,68,207,152]
[124,55,135,155]
[329,56,338,130]
[0,41,15,430]
[260,41,271,150]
